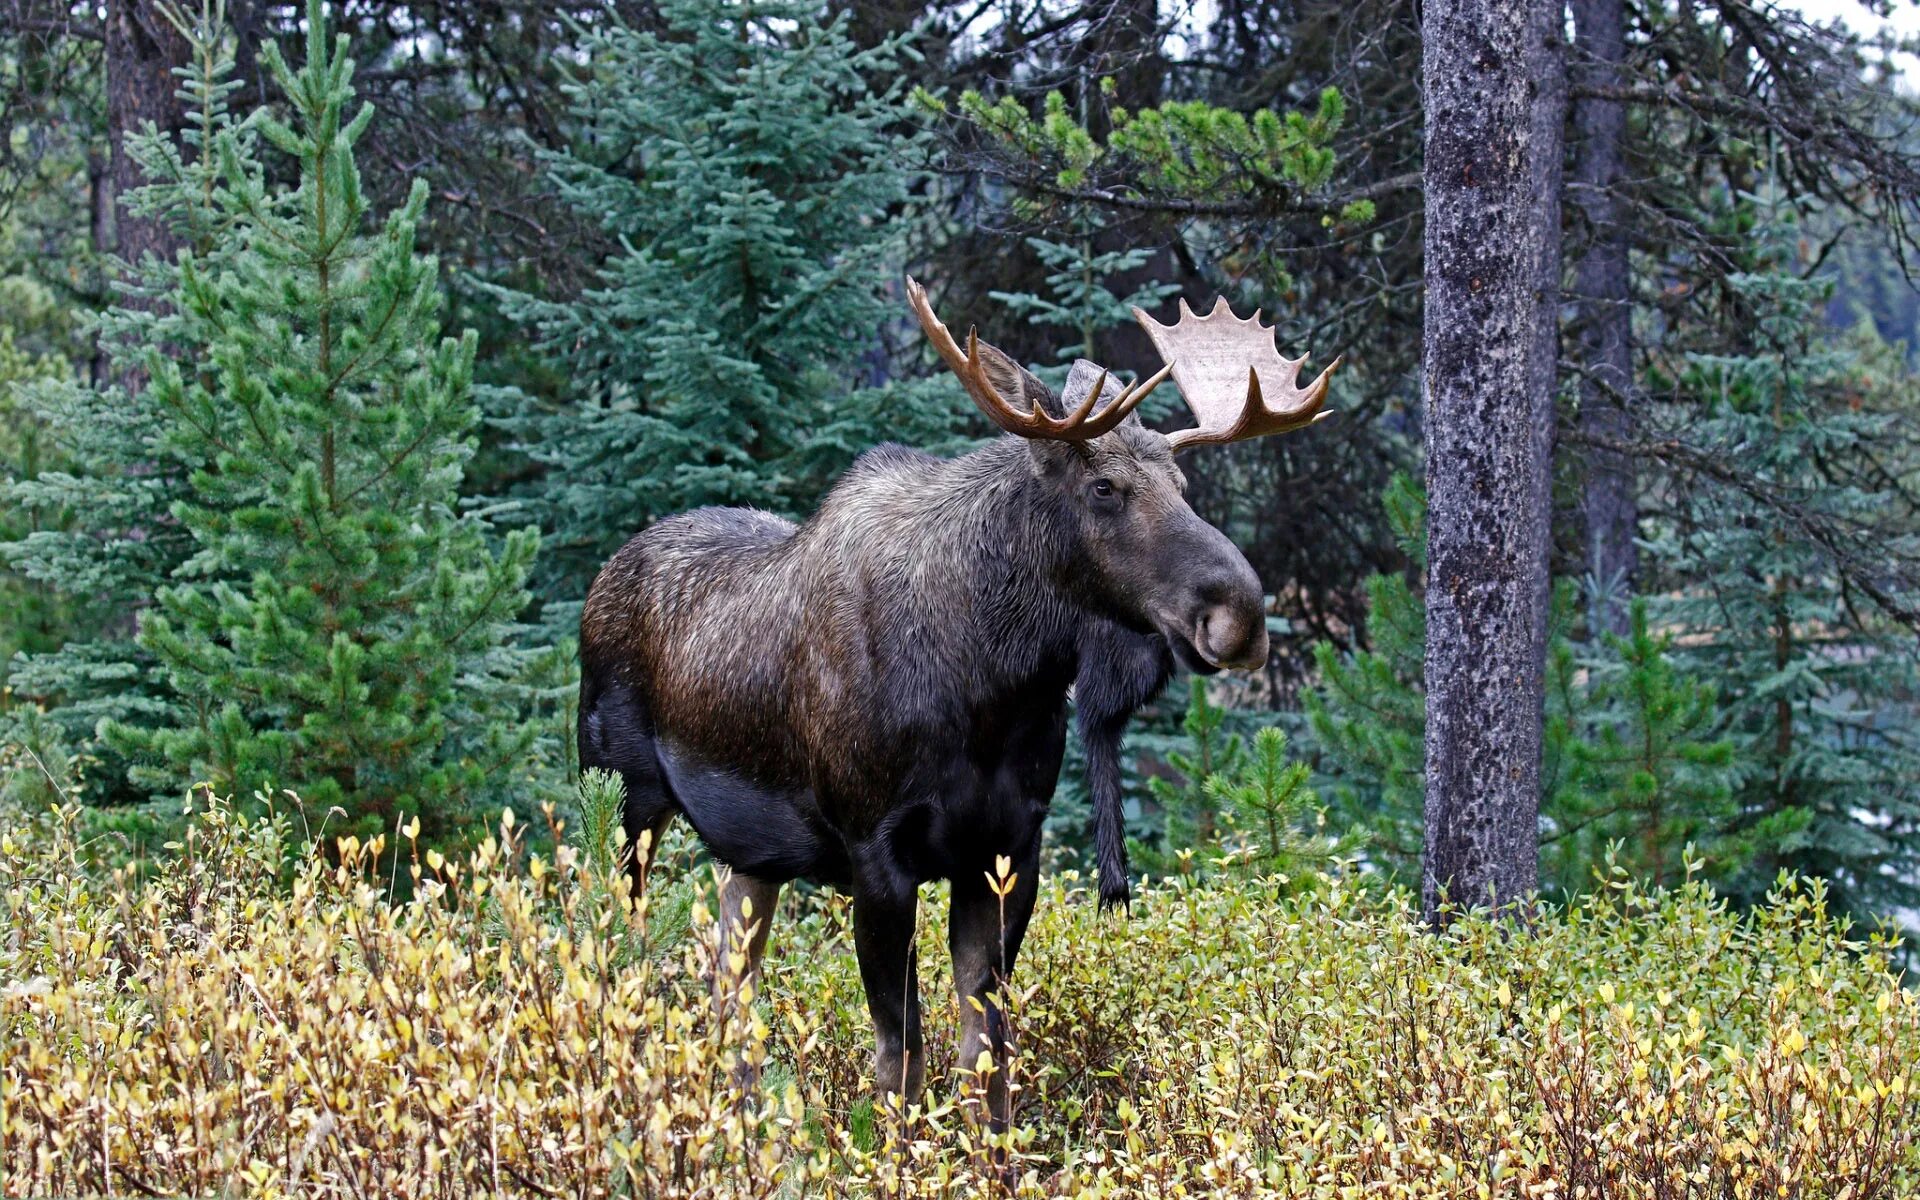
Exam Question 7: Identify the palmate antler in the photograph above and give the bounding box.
[1133,297,1340,453]
[906,277,1173,441]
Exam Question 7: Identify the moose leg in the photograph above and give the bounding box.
[712,869,782,1086]
[949,835,1042,1134]
[852,884,925,1108]
[621,806,675,900]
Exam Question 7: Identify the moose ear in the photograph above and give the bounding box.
[974,339,1065,419]
[1061,358,1138,427]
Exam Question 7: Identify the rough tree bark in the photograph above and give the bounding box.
[105,0,192,276]
[1420,0,1563,925]
[1570,0,1636,636]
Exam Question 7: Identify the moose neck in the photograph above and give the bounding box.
[798,436,1093,695]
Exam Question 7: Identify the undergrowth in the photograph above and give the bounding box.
[2,789,1916,1197]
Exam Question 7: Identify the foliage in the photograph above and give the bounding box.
[485,0,973,615]
[1135,676,1243,871]
[932,84,1351,209]
[987,219,1180,415]
[1306,471,1428,866]
[1555,600,1742,888]
[1647,248,1920,919]
[1,3,246,806]
[5,793,1918,1196]
[131,4,538,838]
[0,317,72,688]
[1307,476,1759,902]
[1204,726,1361,884]
[6,3,545,838]
[1120,678,1357,887]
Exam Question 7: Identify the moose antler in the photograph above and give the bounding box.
[906,276,1172,441]
[1133,297,1340,453]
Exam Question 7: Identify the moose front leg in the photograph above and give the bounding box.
[948,836,1041,1134]
[712,868,782,1086]
[852,883,925,1108]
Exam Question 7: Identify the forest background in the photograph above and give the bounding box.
[5,0,1920,941]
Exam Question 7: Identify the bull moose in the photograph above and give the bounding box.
[577,278,1335,1129]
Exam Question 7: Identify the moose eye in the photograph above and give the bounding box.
[1091,478,1115,499]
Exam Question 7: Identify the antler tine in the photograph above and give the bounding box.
[906,276,1169,442]
[1133,299,1340,453]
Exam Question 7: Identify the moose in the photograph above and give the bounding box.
[577,278,1335,1128]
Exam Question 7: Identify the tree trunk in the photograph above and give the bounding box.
[88,147,113,387]
[1571,0,1636,636]
[105,0,192,275]
[1420,0,1563,925]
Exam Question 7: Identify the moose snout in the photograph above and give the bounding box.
[1194,603,1267,670]
[1184,556,1269,671]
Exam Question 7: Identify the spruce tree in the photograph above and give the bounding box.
[2,1,244,809]
[11,2,541,838]
[0,320,71,684]
[487,0,970,612]
[1649,243,1920,920]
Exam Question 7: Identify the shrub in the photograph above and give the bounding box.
[3,795,1916,1197]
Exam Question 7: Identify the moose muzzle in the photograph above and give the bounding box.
[1163,526,1269,672]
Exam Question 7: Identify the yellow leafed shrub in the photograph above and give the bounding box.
[3,796,1917,1198]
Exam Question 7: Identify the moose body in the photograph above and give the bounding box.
[582,440,1168,893]
[577,280,1334,1127]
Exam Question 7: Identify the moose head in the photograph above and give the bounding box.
[905,279,1340,675]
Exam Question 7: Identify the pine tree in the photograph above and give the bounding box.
[486,0,971,614]
[12,1,542,839]
[1133,677,1245,876]
[1305,473,1428,870]
[1206,727,1358,886]
[1307,476,1745,899]
[1549,600,1743,890]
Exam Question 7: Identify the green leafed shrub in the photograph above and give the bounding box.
[5,792,1916,1197]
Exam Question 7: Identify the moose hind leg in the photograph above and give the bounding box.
[949,836,1042,1134]
[851,883,925,1108]
[577,677,677,896]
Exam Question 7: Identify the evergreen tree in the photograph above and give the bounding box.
[1117,681,1353,889]
[988,220,1179,410]
[2,1,244,809]
[0,319,71,685]
[10,1,542,839]
[1307,477,1742,899]
[1206,726,1357,886]
[1306,473,1428,870]
[1648,244,1920,920]
[1132,677,1245,877]
[1550,600,1744,890]
[487,0,971,614]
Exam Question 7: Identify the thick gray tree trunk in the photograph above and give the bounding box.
[1420,0,1563,924]
[1571,0,1636,636]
